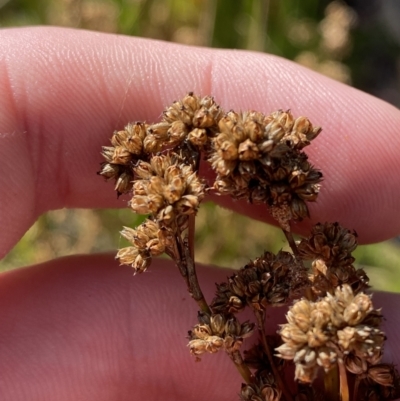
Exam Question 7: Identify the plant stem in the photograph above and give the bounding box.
[255,310,294,401]
[170,219,210,314]
[281,228,315,301]
[228,350,254,384]
[324,365,340,401]
[282,229,300,259]
[338,358,349,401]
[182,238,211,314]
[353,376,361,401]
[188,214,195,261]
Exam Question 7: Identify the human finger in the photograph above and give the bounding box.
[1,27,400,258]
[1,255,399,400]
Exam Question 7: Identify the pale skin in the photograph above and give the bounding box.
[1,27,400,401]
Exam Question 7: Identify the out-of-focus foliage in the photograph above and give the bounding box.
[1,0,400,292]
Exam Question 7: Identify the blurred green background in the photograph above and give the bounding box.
[1,0,400,292]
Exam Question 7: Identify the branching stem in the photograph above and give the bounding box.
[255,310,294,401]
[227,350,254,384]
[282,229,300,260]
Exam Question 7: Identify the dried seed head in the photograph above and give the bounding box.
[298,222,357,266]
[210,109,322,228]
[188,312,254,359]
[221,251,308,312]
[129,154,205,223]
[277,285,385,383]
[117,219,166,273]
[188,337,224,356]
[299,222,369,296]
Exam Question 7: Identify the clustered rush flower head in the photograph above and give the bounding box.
[131,153,205,226]
[116,220,165,274]
[276,285,386,383]
[209,110,322,231]
[210,251,309,315]
[297,222,369,296]
[99,94,399,401]
[188,312,255,359]
[98,93,222,196]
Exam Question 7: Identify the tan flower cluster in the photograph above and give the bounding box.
[142,93,222,153]
[211,251,308,314]
[188,312,254,358]
[99,93,222,195]
[209,110,322,229]
[99,94,322,235]
[99,122,148,194]
[130,153,205,225]
[114,154,205,271]
[161,92,223,147]
[276,285,385,383]
[116,220,165,273]
[298,222,369,296]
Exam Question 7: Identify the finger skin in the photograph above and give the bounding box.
[0,256,250,401]
[1,26,400,256]
[0,256,400,401]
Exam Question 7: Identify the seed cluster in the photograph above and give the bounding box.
[210,251,309,314]
[298,222,369,296]
[188,312,254,358]
[276,285,385,383]
[99,92,323,234]
[99,94,398,401]
[211,110,322,230]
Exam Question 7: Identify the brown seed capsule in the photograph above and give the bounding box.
[368,364,395,387]
[219,140,239,161]
[168,120,188,144]
[116,246,139,266]
[124,134,144,155]
[260,385,282,401]
[143,135,162,153]
[192,324,212,339]
[295,363,318,383]
[238,139,259,161]
[98,162,120,180]
[307,327,328,348]
[344,354,367,375]
[175,194,200,214]
[133,253,151,273]
[146,238,165,256]
[188,128,208,147]
[188,339,208,356]
[112,146,132,165]
[210,314,226,336]
[101,146,115,163]
[115,171,133,194]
